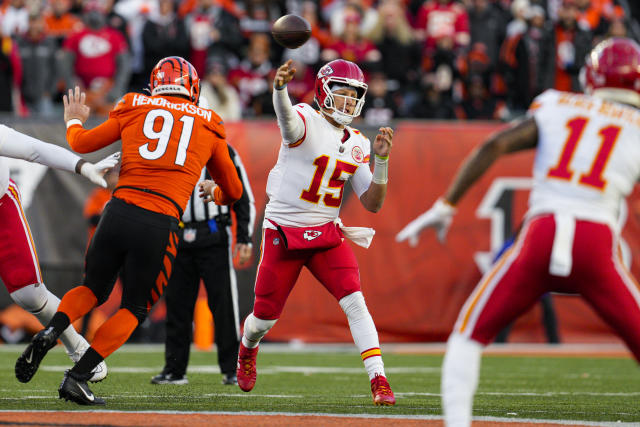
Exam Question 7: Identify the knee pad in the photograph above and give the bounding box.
[339,291,368,321]
[10,283,49,313]
[253,295,284,320]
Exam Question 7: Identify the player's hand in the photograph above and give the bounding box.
[274,59,296,90]
[63,86,91,124]
[199,179,217,203]
[373,127,393,158]
[234,243,253,266]
[78,152,121,187]
[395,198,456,246]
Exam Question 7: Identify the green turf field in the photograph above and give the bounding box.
[0,345,639,422]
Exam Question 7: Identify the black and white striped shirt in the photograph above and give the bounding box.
[182,144,255,244]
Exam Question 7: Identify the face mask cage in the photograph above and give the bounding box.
[321,77,368,123]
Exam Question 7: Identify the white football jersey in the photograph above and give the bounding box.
[265,103,373,227]
[528,90,640,228]
[0,157,8,198]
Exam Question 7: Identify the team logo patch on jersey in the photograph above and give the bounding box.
[352,146,364,163]
[303,230,322,241]
[273,237,280,245]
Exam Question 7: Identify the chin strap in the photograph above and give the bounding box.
[330,110,353,125]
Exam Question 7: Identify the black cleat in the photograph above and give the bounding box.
[15,327,58,383]
[150,372,188,385]
[58,370,105,405]
[222,373,238,385]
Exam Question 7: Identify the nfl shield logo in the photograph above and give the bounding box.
[183,228,197,243]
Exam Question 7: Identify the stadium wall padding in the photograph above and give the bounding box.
[2,119,639,345]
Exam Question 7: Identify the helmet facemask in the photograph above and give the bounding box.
[320,78,367,125]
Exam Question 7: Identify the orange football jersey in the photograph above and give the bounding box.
[67,93,243,218]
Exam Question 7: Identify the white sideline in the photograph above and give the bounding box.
[0,410,636,426]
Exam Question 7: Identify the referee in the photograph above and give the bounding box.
[151,144,255,385]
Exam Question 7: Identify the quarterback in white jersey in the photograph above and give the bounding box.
[0,124,117,383]
[236,59,396,406]
[397,37,640,426]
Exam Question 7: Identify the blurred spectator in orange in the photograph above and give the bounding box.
[322,14,381,67]
[576,0,624,33]
[367,0,421,92]
[327,0,378,38]
[415,0,470,52]
[1,0,29,37]
[500,4,547,114]
[59,0,130,115]
[228,32,274,116]
[142,0,189,77]
[199,57,242,121]
[455,73,506,119]
[539,0,591,93]
[44,0,84,47]
[16,13,58,116]
[605,15,628,38]
[361,71,399,125]
[186,0,244,77]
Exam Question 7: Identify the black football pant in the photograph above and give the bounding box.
[163,235,240,377]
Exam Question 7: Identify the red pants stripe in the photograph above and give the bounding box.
[0,180,42,292]
[456,214,640,362]
[252,228,361,320]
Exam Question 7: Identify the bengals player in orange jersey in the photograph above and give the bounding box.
[16,56,243,405]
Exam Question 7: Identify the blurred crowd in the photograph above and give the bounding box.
[0,0,637,121]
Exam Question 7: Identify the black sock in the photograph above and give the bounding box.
[71,347,103,376]
[48,311,70,337]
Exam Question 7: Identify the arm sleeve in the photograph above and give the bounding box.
[0,124,80,172]
[273,87,305,145]
[228,145,255,243]
[66,118,122,153]
[206,141,243,205]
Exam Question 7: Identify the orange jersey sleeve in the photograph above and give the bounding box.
[101,92,239,218]
[66,118,121,153]
[206,142,243,205]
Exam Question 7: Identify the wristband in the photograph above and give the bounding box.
[75,159,87,174]
[66,119,83,129]
[372,155,388,184]
[274,83,287,90]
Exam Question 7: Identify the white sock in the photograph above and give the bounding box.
[10,283,89,356]
[339,291,385,380]
[241,313,277,349]
[441,333,483,427]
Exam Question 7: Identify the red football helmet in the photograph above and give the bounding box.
[150,56,200,103]
[583,37,640,106]
[315,59,368,125]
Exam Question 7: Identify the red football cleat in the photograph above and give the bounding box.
[371,374,395,406]
[237,343,259,392]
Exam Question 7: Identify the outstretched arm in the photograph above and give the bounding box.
[396,117,538,245]
[273,60,305,144]
[359,127,393,213]
[0,124,120,187]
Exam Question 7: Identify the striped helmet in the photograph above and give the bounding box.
[150,56,200,103]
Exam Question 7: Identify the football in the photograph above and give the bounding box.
[271,14,311,49]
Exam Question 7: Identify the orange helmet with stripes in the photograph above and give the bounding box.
[149,56,200,103]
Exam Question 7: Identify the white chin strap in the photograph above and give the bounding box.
[329,110,353,125]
